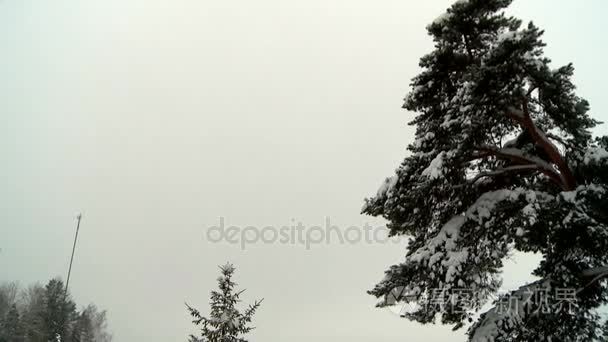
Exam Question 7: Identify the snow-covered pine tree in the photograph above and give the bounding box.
[186,263,262,342]
[362,0,608,340]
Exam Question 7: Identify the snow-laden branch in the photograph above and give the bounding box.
[473,145,564,186]
[468,164,540,184]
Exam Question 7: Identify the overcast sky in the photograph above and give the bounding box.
[1,0,607,341]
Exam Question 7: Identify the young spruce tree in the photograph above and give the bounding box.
[186,263,262,342]
[362,0,608,340]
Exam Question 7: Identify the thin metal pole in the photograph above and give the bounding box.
[65,213,82,296]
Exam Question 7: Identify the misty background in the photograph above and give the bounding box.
[1,0,607,340]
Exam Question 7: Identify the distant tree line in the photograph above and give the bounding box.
[0,278,111,342]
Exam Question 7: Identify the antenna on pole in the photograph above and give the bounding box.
[65,213,82,296]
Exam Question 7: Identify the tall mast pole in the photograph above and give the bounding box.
[65,213,82,296]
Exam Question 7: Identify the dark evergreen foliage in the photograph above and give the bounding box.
[362,0,608,340]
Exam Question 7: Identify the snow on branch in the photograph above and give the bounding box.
[422,151,447,180]
[505,98,577,190]
[468,164,540,185]
[405,188,550,287]
[474,146,564,186]
[584,146,608,165]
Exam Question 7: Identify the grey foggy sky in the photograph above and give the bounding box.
[1,0,607,341]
